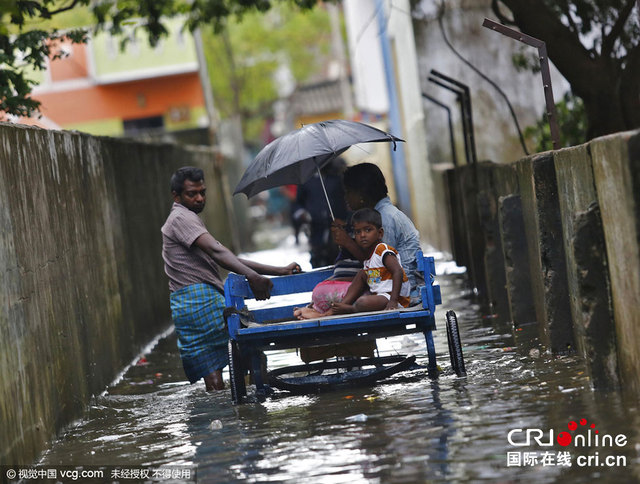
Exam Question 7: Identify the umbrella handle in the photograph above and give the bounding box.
[316,165,335,221]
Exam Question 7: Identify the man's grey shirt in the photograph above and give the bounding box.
[161,202,225,293]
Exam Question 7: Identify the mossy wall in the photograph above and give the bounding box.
[0,124,233,464]
[445,129,640,395]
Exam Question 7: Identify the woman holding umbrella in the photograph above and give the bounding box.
[295,162,423,321]
[334,162,424,301]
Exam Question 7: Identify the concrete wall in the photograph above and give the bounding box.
[590,132,640,394]
[445,129,640,394]
[0,123,233,464]
[413,0,568,165]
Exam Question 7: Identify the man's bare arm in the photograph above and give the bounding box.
[194,233,273,300]
[237,258,301,276]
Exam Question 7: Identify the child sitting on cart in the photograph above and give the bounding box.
[296,208,410,319]
[329,207,410,314]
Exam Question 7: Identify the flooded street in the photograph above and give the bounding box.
[37,234,640,483]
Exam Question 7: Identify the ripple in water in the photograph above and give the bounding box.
[38,248,640,483]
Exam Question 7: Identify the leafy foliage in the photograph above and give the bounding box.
[492,0,640,140]
[1,1,87,118]
[0,0,324,119]
[524,91,588,151]
[202,5,331,141]
[511,47,541,74]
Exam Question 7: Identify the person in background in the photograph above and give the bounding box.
[292,157,349,267]
[332,162,424,303]
[161,166,300,392]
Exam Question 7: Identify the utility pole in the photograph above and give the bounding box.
[375,0,412,218]
[328,2,354,119]
[194,28,219,143]
[193,27,241,252]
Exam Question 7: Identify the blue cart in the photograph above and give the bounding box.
[224,251,465,404]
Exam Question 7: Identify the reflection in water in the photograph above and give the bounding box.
[38,246,640,483]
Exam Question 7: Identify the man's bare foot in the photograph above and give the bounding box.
[328,302,356,315]
[295,306,326,320]
[204,370,224,391]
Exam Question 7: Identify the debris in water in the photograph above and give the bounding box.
[346,414,368,423]
[560,387,578,393]
[129,379,154,385]
[209,420,223,430]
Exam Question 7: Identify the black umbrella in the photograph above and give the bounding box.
[234,119,404,219]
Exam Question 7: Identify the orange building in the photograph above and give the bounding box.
[22,19,208,139]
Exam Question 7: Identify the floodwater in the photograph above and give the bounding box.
[36,233,640,483]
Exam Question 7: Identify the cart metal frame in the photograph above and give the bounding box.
[224,251,457,403]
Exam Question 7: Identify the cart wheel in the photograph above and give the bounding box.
[228,339,247,404]
[445,310,466,377]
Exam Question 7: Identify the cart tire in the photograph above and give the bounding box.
[445,310,466,377]
[228,339,247,404]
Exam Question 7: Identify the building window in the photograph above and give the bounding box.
[123,115,164,135]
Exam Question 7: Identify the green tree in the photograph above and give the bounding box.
[524,91,588,151]
[491,0,640,140]
[0,1,87,117]
[0,0,321,119]
[201,6,331,142]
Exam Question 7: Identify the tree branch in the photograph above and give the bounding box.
[43,0,83,16]
[559,2,580,37]
[490,0,515,26]
[602,0,635,58]
[496,0,596,99]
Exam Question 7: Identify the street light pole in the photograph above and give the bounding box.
[193,27,241,252]
[328,2,354,119]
